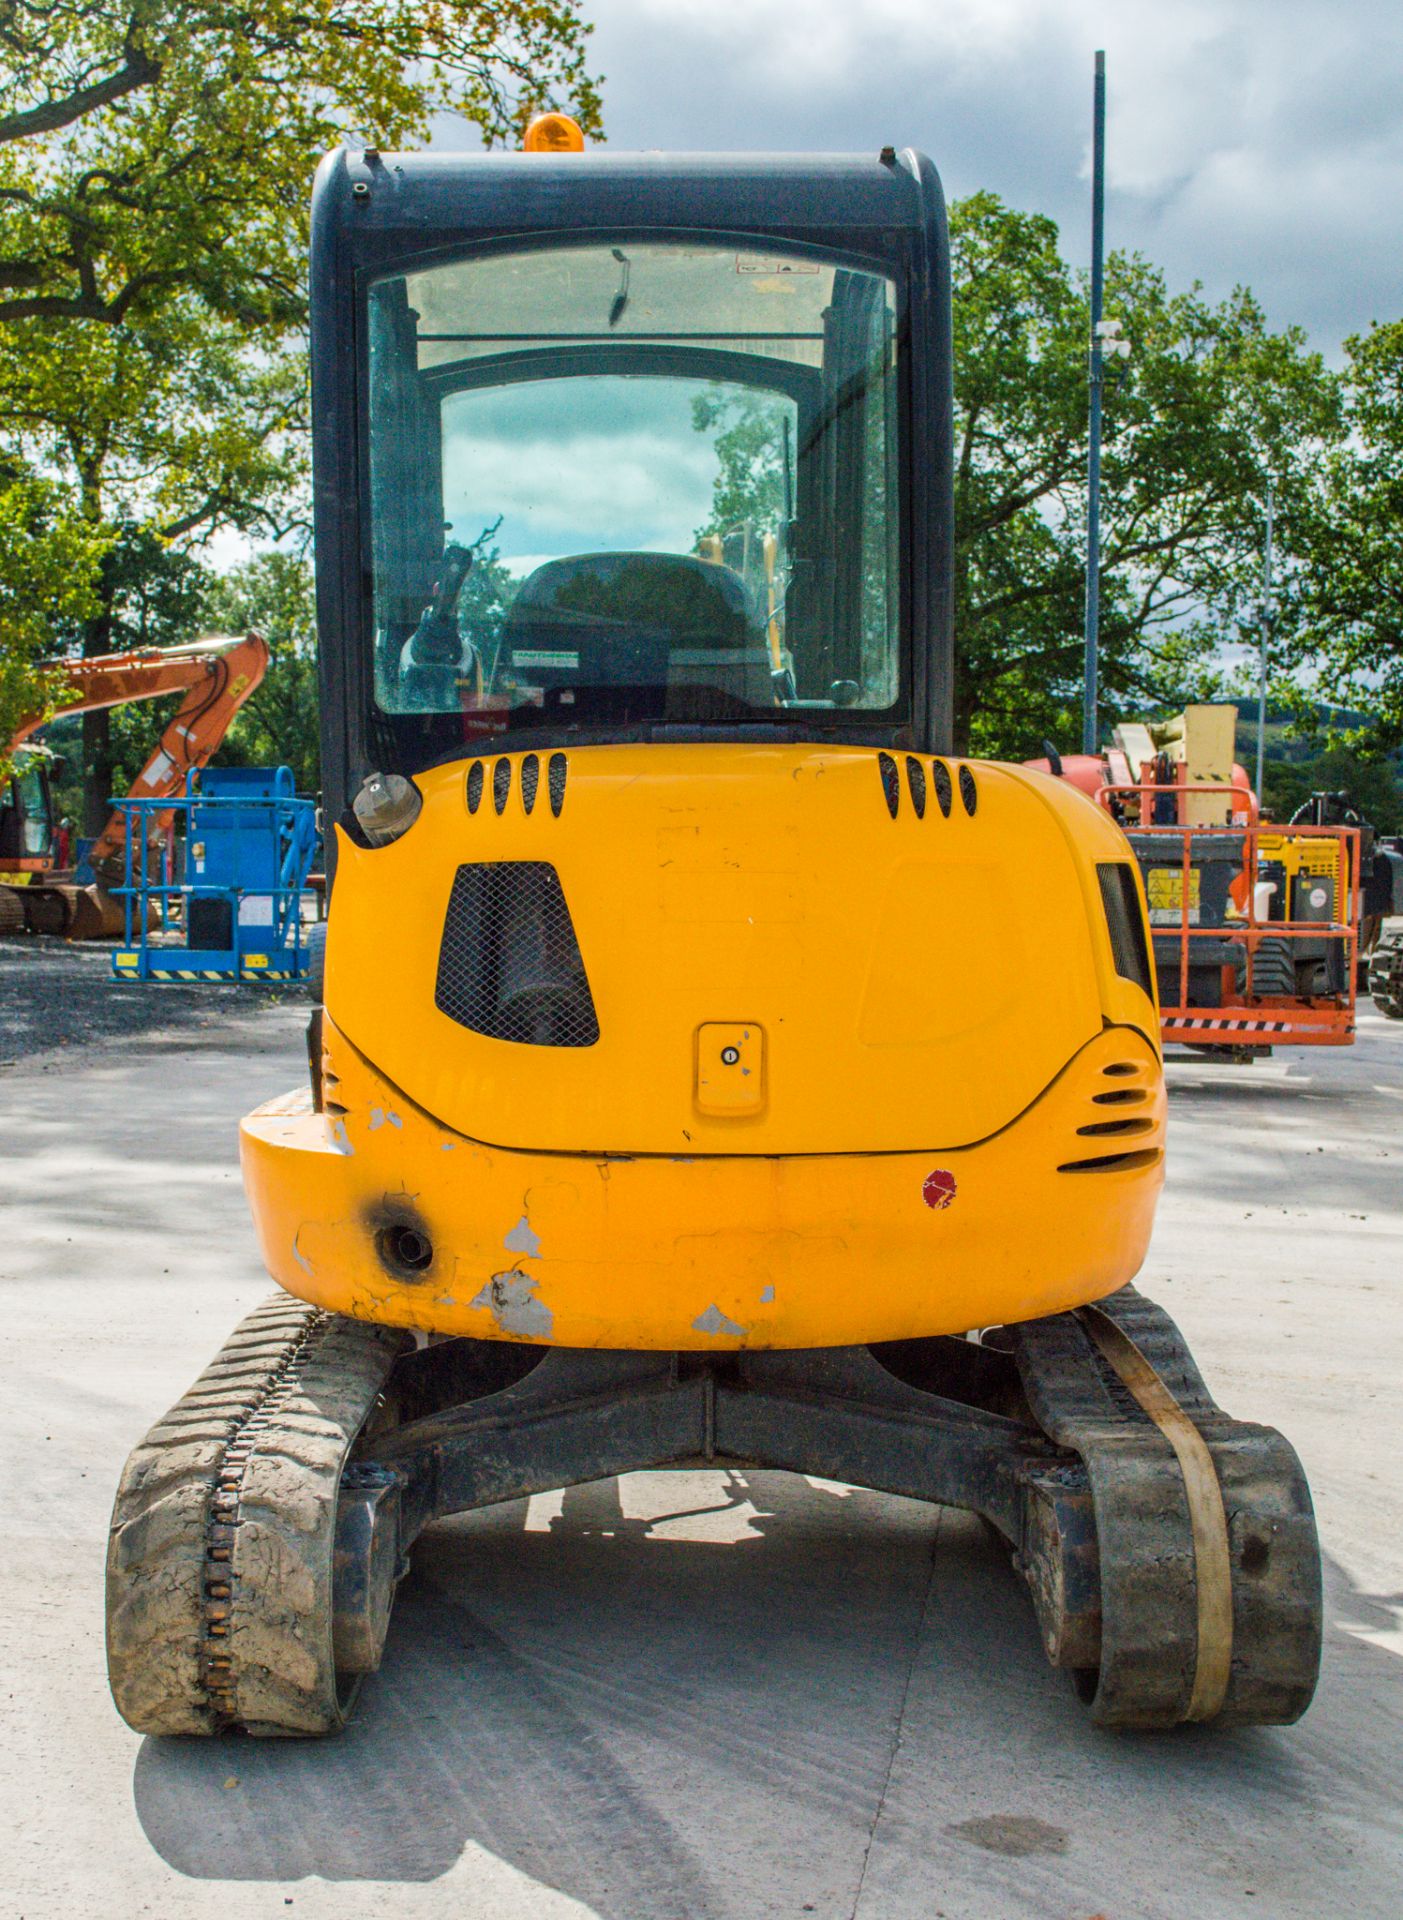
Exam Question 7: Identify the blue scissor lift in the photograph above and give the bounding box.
[112,766,317,982]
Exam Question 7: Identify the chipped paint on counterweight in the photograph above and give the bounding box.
[470,1270,553,1338]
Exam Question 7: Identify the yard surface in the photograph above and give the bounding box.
[1,954,1400,1920]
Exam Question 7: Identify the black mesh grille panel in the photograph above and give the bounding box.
[436,862,599,1047]
[1098,863,1154,998]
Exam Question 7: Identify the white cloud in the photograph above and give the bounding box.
[563,0,1403,351]
[441,378,724,560]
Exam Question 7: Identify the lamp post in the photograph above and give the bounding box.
[1083,51,1106,756]
[1255,477,1274,805]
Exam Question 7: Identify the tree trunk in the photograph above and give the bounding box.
[82,707,112,839]
[75,454,114,838]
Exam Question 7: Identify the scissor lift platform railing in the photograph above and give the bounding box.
[1098,783,1359,1049]
[110,767,316,983]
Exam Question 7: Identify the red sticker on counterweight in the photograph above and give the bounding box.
[922,1169,957,1210]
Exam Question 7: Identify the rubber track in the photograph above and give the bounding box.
[1007,1285,1321,1729]
[106,1294,408,1737]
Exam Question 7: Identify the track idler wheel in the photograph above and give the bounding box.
[1006,1287,1322,1729]
[106,1295,410,1737]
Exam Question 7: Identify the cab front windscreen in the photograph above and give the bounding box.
[364,240,904,752]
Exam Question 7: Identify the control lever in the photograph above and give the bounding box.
[404,543,475,668]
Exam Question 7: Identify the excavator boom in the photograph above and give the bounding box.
[1,632,269,934]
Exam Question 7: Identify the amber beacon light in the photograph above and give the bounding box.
[523,113,585,152]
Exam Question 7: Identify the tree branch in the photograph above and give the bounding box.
[0,29,161,146]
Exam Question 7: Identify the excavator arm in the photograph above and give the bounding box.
[9,633,269,882]
[2,632,269,935]
[83,635,269,878]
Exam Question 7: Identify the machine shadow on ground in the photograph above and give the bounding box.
[130,1470,1402,1917]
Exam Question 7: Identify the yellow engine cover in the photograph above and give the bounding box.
[322,745,1150,1155]
[239,745,1164,1350]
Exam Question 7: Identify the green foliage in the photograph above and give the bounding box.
[687,198,1341,756]
[0,0,602,779]
[0,467,109,775]
[1279,319,1403,753]
[456,527,518,677]
[950,192,1341,759]
[693,388,790,543]
[200,551,320,792]
[1261,747,1403,835]
[0,2,602,334]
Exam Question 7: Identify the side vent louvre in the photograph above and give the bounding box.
[1097,863,1154,998]
[466,761,484,814]
[492,757,511,814]
[435,862,599,1048]
[1057,1148,1162,1175]
[877,751,900,818]
[958,765,977,816]
[521,753,540,814]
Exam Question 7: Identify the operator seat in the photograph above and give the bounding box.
[499,551,773,708]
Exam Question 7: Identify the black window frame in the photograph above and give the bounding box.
[310,149,954,837]
[357,231,912,768]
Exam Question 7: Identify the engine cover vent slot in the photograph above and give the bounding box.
[548,752,568,817]
[436,861,599,1048]
[905,756,927,818]
[466,761,485,814]
[492,757,511,814]
[1075,1116,1156,1138]
[521,753,540,814]
[1092,1088,1148,1105]
[931,759,953,817]
[877,752,900,818]
[958,765,978,816]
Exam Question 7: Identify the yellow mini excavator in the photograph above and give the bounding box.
[107,125,1322,1737]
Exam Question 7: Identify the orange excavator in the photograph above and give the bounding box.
[0,633,268,938]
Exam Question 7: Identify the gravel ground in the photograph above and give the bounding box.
[0,935,302,1068]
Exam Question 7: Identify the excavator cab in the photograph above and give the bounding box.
[107,143,1322,1742]
[0,748,55,867]
[311,151,950,816]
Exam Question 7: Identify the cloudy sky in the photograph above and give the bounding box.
[571,0,1402,357]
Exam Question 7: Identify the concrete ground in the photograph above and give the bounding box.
[2,994,1400,1920]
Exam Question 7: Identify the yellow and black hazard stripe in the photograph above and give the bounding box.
[114,967,231,981]
[114,965,301,982]
[1171,1015,1292,1034]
